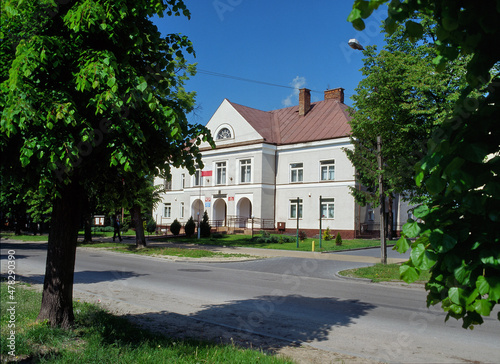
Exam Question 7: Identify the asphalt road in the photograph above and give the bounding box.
[1,239,499,363]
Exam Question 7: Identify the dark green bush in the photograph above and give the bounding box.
[170,219,181,235]
[184,217,195,237]
[146,219,156,234]
[335,232,343,246]
[299,231,307,241]
[200,211,211,238]
[211,233,224,239]
[259,230,270,238]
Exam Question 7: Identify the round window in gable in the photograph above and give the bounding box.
[217,127,232,140]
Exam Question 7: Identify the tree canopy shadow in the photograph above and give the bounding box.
[120,294,376,352]
[15,270,147,285]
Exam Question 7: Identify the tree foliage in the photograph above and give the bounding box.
[0,0,211,328]
[347,20,472,208]
[349,0,500,328]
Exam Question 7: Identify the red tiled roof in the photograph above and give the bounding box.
[228,99,351,145]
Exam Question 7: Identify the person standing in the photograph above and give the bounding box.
[113,215,122,242]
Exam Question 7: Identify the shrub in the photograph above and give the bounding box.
[270,236,279,243]
[200,211,211,237]
[299,231,307,241]
[259,230,270,238]
[335,232,343,246]
[184,216,195,237]
[170,219,181,235]
[279,235,294,244]
[211,233,224,239]
[146,219,156,234]
[323,227,332,241]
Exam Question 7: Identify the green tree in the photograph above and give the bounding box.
[0,0,211,328]
[346,20,472,237]
[349,0,500,328]
[170,218,181,235]
[200,210,211,238]
[184,216,195,237]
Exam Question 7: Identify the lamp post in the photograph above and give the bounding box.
[350,39,387,264]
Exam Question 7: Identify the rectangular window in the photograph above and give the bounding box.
[320,160,335,181]
[164,179,172,190]
[216,162,226,185]
[240,159,251,183]
[194,170,202,186]
[164,203,171,218]
[181,174,185,189]
[180,202,185,219]
[321,198,335,219]
[368,205,374,221]
[290,163,303,183]
[290,199,303,219]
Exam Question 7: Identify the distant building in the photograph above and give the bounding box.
[153,88,411,238]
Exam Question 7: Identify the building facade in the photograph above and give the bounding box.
[153,88,411,238]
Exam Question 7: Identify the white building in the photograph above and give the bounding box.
[153,88,411,238]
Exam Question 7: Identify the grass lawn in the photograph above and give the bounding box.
[156,233,381,252]
[338,263,430,283]
[0,280,293,363]
[0,233,48,242]
[77,241,253,259]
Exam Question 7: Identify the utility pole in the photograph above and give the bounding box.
[377,136,387,264]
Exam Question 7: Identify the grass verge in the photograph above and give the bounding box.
[156,234,380,252]
[0,281,293,363]
[338,263,430,283]
[77,242,253,259]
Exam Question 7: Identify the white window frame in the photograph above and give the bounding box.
[164,203,171,218]
[216,161,227,185]
[321,198,335,219]
[164,179,172,191]
[181,174,186,189]
[320,160,335,181]
[180,202,185,219]
[239,159,252,183]
[289,199,303,219]
[367,205,374,221]
[290,163,303,183]
[193,169,203,187]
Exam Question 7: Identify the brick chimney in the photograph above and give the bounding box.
[298,88,311,116]
[324,87,344,103]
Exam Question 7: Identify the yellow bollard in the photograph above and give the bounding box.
[312,240,315,252]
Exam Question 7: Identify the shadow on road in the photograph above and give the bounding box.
[121,294,376,352]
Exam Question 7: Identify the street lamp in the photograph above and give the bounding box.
[349,39,387,264]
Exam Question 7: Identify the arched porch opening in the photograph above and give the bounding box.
[213,199,227,227]
[236,197,252,228]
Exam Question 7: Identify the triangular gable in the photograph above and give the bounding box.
[201,99,267,148]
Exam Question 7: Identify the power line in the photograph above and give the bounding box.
[196,68,323,94]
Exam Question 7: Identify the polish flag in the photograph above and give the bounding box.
[201,170,212,177]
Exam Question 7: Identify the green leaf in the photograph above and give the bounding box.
[426,171,446,194]
[402,220,421,237]
[347,8,362,23]
[476,275,489,295]
[413,204,429,219]
[449,287,466,305]
[400,264,419,283]
[405,20,424,38]
[137,80,147,92]
[474,299,493,316]
[395,236,410,253]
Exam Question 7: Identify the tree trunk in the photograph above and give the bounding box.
[387,194,394,241]
[38,182,82,329]
[130,204,146,248]
[83,197,92,243]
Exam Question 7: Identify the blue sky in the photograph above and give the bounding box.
[154,1,388,124]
